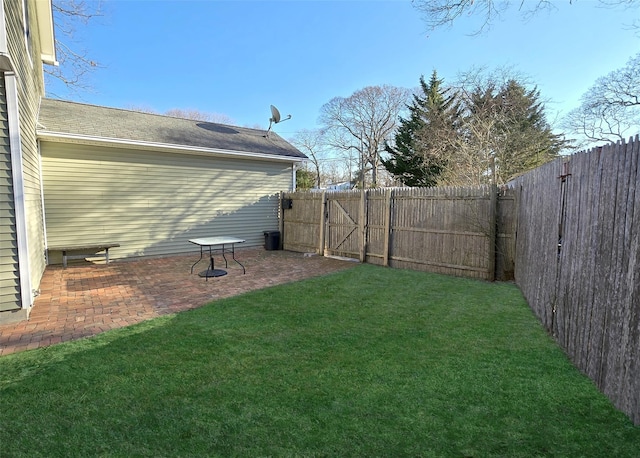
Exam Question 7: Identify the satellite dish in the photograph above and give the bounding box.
[266,104,291,137]
[270,105,282,124]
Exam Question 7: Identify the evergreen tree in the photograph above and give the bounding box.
[495,80,566,182]
[296,168,316,190]
[444,77,568,185]
[382,71,460,187]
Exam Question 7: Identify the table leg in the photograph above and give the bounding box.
[221,244,229,268]
[191,246,204,274]
[231,243,245,274]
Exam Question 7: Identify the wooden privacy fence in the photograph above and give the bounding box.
[510,135,640,425]
[282,186,516,281]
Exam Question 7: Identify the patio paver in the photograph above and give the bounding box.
[0,249,357,356]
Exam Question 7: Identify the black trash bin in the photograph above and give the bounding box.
[263,231,281,251]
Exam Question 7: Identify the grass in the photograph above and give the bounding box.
[1,264,638,457]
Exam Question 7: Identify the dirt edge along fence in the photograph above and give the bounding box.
[509,135,639,425]
[281,185,517,282]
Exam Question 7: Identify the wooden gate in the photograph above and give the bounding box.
[324,191,364,260]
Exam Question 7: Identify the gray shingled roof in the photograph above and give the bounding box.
[37,99,306,160]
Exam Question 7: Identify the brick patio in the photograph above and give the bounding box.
[0,249,357,356]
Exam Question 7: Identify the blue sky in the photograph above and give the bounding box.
[46,0,640,141]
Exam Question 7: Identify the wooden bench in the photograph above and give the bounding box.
[48,243,120,268]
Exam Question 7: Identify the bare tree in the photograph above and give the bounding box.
[440,69,566,185]
[290,129,329,188]
[319,85,411,188]
[562,52,640,147]
[321,157,352,187]
[46,0,104,95]
[412,0,639,34]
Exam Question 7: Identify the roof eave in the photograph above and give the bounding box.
[34,1,58,65]
[37,130,306,163]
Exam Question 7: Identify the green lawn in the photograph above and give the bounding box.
[1,264,638,457]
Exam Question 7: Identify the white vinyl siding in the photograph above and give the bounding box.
[41,142,292,262]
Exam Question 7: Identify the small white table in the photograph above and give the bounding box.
[189,237,246,280]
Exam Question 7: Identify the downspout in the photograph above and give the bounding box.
[37,138,49,265]
[292,162,297,191]
[0,4,32,311]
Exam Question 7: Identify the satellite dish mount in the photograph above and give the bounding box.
[265,104,291,137]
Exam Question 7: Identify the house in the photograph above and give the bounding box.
[324,181,356,191]
[1,1,305,324]
[37,100,306,262]
[0,0,56,324]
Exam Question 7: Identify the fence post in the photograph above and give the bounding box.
[359,189,367,262]
[279,191,284,250]
[383,189,392,266]
[318,191,326,256]
[488,184,498,281]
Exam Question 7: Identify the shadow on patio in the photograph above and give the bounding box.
[0,249,357,356]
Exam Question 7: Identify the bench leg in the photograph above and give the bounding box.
[105,248,110,264]
[62,250,68,269]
